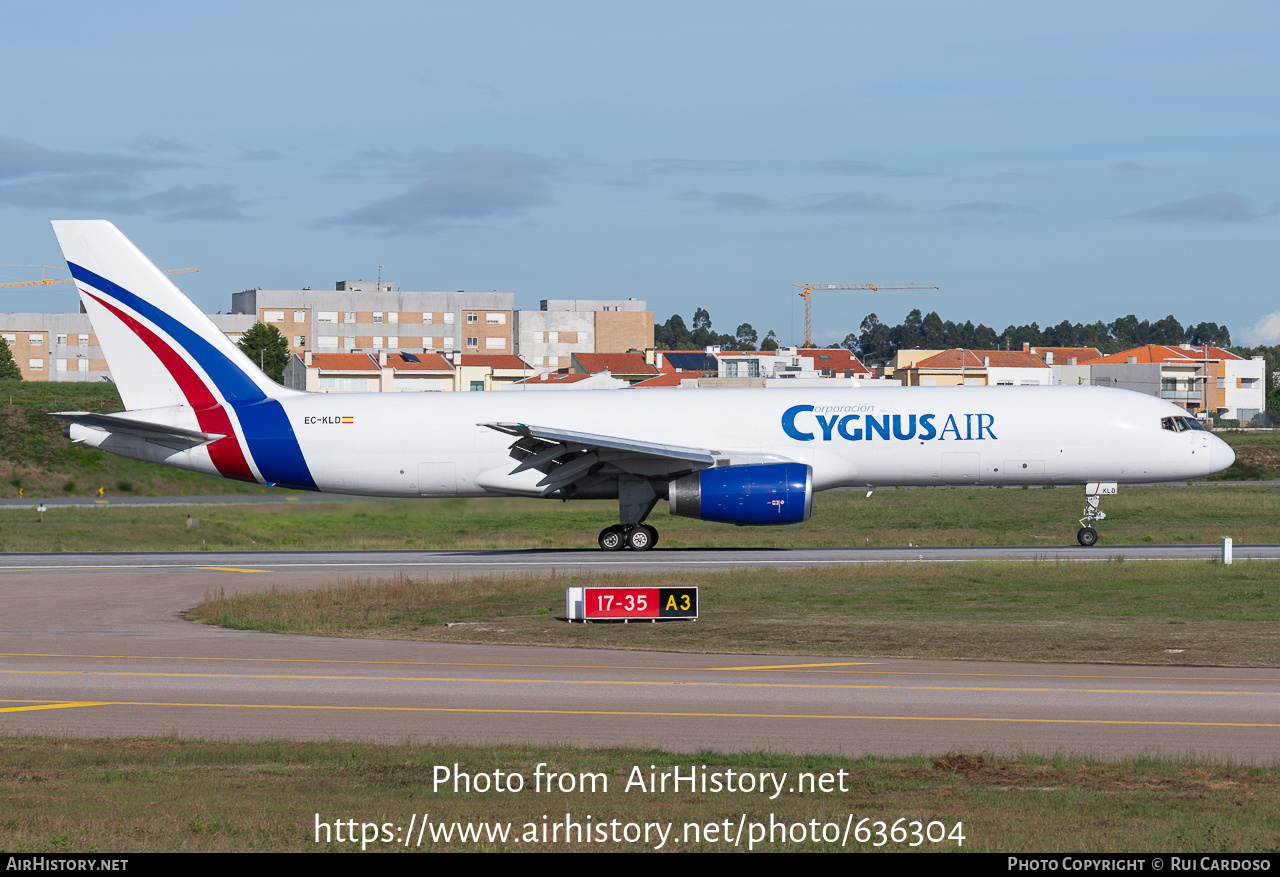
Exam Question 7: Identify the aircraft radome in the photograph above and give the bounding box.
[49,221,1235,550]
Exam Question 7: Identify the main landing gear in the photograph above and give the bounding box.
[598,477,662,551]
[1076,484,1113,547]
[598,524,659,552]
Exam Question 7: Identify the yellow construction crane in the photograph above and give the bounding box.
[792,282,937,347]
[0,266,198,289]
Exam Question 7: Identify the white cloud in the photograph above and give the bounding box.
[1238,310,1280,346]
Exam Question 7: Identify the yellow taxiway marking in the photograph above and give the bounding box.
[0,668,1272,697]
[24,699,1280,729]
[0,701,107,713]
[187,566,268,573]
[0,651,1277,683]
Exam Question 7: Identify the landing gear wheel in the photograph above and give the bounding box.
[598,525,625,551]
[1077,527,1098,547]
[626,525,657,551]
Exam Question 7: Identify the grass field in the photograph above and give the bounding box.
[188,560,1280,666]
[2,483,1278,552]
[3,738,1277,852]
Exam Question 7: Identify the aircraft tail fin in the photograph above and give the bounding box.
[50,220,296,412]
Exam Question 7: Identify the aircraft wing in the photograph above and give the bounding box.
[51,411,225,451]
[480,421,717,497]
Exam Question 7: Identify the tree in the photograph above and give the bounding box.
[760,330,779,352]
[0,337,21,381]
[735,323,758,351]
[236,322,290,384]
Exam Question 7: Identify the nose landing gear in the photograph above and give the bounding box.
[1077,482,1116,547]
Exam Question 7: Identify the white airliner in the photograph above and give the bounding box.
[49,220,1234,550]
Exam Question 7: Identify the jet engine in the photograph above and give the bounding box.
[668,462,812,525]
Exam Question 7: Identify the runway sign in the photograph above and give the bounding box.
[565,587,698,622]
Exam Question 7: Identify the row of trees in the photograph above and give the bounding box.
[654,307,1234,361]
[847,310,1233,365]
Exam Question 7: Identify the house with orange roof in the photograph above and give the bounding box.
[570,352,658,384]
[897,349,1052,387]
[1089,344,1264,421]
[506,371,626,391]
[284,350,457,392]
[455,354,536,391]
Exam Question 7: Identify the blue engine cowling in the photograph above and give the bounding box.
[668,463,813,526]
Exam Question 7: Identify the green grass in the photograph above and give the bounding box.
[3,484,1280,552]
[189,561,1280,666]
[2,738,1276,852]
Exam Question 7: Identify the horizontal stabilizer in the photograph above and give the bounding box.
[51,411,225,449]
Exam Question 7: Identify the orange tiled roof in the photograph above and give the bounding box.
[1025,346,1104,364]
[795,348,872,374]
[308,353,379,371]
[513,372,594,385]
[573,353,658,375]
[458,354,533,369]
[1092,345,1242,365]
[628,372,694,388]
[385,352,453,371]
[913,349,1050,369]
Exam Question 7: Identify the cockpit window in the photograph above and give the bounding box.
[1164,416,1207,432]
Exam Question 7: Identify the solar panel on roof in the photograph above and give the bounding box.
[401,352,420,362]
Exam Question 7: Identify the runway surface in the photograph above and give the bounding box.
[2,547,1279,760]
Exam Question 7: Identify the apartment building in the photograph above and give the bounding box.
[231,280,514,360]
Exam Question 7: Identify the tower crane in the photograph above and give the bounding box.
[792,282,937,347]
[0,266,198,289]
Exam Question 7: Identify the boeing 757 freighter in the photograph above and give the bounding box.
[49,221,1234,550]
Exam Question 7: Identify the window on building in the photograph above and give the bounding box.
[28,359,43,370]
[486,313,505,324]
[425,313,434,324]
[294,336,306,347]
[388,312,398,324]
[387,336,398,348]
[56,334,67,345]
[372,337,383,349]
[444,313,455,324]
[318,311,338,323]
[344,311,355,323]
[485,337,505,349]
[29,334,43,345]
[56,359,67,371]
[470,381,485,392]
[548,331,558,343]
[263,311,284,322]
[443,336,454,349]
[424,337,434,349]
[373,312,384,323]
[318,336,339,348]
[78,334,89,346]
[344,336,355,348]
[293,311,306,322]
[1218,378,1227,389]
[466,337,479,347]
[78,359,88,374]
[467,313,479,324]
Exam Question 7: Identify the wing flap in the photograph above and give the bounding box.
[480,421,717,498]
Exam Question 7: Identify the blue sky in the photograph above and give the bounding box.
[3,1,1277,346]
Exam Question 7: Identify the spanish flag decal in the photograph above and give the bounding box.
[341,416,354,424]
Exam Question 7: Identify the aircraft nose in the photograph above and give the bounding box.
[1210,436,1236,475]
